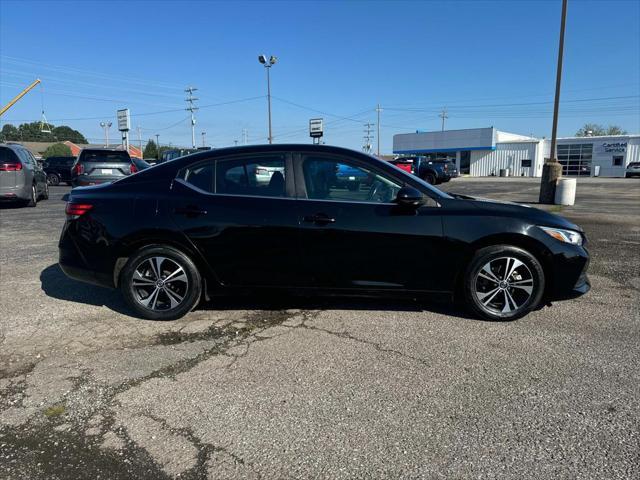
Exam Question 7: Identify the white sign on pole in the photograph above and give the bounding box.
[309,118,323,138]
[117,109,131,132]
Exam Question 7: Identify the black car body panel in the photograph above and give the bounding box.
[59,144,589,306]
[43,156,75,184]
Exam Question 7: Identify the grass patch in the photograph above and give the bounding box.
[43,404,65,417]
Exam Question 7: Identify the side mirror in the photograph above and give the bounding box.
[395,186,424,208]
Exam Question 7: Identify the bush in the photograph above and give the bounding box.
[43,143,73,158]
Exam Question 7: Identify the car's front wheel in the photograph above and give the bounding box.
[463,245,545,321]
[120,246,202,320]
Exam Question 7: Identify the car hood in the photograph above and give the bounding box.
[447,193,583,232]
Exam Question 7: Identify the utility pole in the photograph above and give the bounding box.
[363,122,374,154]
[258,55,277,144]
[155,134,160,161]
[137,125,142,157]
[185,86,199,148]
[376,104,382,156]
[539,0,567,204]
[201,131,206,148]
[242,128,248,145]
[439,108,448,131]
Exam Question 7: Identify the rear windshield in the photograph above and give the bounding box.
[629,162,640,167]
[0,147,19,163]
[80,151,130,163]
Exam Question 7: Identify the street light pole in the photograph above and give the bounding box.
[539,0,568,204]
[155,134,160,161]
[100,121,112,147]
[258,55,277,144]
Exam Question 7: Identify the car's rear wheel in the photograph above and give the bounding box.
[424,173,436,185]
[26,184,37,207]
[463,245,545,321]
[47,173,60,186]
[120,246,202,320]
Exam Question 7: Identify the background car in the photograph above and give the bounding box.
[625,162,640,178]
[132,157,152,172]
[335,163,370,191]
[391,156,458,184]
[43,155,75,185]
[0,143,49,207]
[71,148,138,186]
[59,144,589,322]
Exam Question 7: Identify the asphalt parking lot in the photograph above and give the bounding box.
[1,177,638,479]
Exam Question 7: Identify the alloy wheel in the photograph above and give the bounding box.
[131,256,189,311]
[473,256,534,315]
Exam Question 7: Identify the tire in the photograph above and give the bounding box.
[26,184,37,207]
[463,245,545,321]
[120,246,202,321]
[424,173,436,185]
[47,173,60,186]
[41,182,49,200]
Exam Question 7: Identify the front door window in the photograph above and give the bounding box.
[302,156,402,203]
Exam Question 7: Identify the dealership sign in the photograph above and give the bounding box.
[309,118,323,138]
[599,142,627,153]
[117,109,130,132]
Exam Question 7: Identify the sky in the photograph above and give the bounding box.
[1,0,639,153]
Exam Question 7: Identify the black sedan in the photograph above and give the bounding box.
[59,144,589,321]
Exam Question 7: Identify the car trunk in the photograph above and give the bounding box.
[83,160,132,177]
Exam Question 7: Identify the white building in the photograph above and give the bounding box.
[392,127,640,177]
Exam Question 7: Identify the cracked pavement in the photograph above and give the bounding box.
[1,178,639,479]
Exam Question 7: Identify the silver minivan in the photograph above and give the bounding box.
[0,143,49,207]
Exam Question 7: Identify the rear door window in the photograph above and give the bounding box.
[216,155,287,197]
[177,161,215,193]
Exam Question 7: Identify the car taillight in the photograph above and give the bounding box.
[0,162,23,171]
[65,202,93,218]
[444,164,449,171]
[73,163,84,175]
[130,163,138,173]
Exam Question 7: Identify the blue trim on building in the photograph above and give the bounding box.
[393,146,496,154]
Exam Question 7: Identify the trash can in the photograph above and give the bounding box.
[594,165,600,177]
[555,178,577,206]
[499,168,509,177]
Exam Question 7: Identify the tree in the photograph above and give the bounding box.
[42,143,73,158]
[0,122,87,143]
[0,124,19,141]
[605,125,627,136]
[575,123,606,136]
[143,139,158,159]
[575,123,627,137]
[51,125,88,144]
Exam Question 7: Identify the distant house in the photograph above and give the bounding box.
[17,141,142,159]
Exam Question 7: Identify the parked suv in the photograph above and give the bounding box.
[0,143,49,206]
[390,156,458,184]
[71,149,138,187]
[43,156,75,185]
[625,162,640,178]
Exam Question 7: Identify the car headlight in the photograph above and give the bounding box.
[539,226,583,246]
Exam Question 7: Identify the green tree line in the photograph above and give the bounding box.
[0,122,87,144]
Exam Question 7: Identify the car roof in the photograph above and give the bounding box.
[0,142,29,152]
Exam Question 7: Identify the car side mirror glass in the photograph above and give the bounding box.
[395,186,424,208]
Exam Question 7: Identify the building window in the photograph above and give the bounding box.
[521,159,532,168]
[612,156,624,167]
[557,143,592,176]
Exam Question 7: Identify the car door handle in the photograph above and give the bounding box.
[304,213,336,225]
[174,206,208,216]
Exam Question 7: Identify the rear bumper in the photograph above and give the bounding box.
[0,184,29,201]
[58,221,115,288]
[73,175,125,187]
